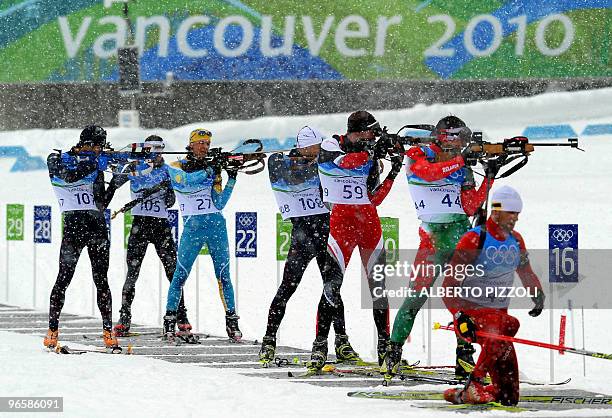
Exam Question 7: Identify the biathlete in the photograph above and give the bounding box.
[385,116,497,379]
[163,129,241,342]
[45,125,119,350]
[260,126,358,366]
[442,185,545,406]
[309,111,404,370]
[111,135,191,337]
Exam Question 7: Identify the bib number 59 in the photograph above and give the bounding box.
[342,184,364,200]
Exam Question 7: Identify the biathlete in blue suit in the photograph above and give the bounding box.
[163,129,242,341]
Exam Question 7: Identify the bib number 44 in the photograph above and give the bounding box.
[441,193,462,208]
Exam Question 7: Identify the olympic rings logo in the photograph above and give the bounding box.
[485,245,519,265]
[35,207,50,217]
[552,229,574,242]
[238,214,255,227]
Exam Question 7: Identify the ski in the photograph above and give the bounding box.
[412,401,532,413]
[346,390,610,404]
[53,344,127,355]
[457,358,571,386]
[276,357,420,369]
[287,364,454,383]
[288,364,345,378]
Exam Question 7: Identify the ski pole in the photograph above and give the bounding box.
[433,322,612,360]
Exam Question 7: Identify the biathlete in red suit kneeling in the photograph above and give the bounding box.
[442,185,545,406]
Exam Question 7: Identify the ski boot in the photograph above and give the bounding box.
[102,329,122,353]
[176,313,199,344]
[377,337,391,366]
[334,334,361,363]
[455,343,476,379]
[307,337,328,373]
[44,329,58,349]
[259,335,276,367]
[381,341,403,384]
[225,313,242,342]
[444,376,494,404]
[162,311,177,343]
[113,310,131,337]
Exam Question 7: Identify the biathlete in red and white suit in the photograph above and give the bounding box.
[442,186,545,406]
[308,111,404,370]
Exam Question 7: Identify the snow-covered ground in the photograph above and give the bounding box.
[2,330,611,418]
[1,87,611,417]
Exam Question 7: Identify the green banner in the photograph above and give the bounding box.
[6,204,24,241]
[276,213,293,261]
[380,217,399,264]
[0,1,609,82]
[123,210,132,249]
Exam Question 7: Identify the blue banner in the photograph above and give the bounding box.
[235,212,257,258]
[33,205,52,243]
[548,224,578,283]
[168,209,179,245]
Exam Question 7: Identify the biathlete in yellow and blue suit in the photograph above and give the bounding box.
[163,129,242,342]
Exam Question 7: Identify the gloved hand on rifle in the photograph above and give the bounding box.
[372,135,391,160]
[388,141,405,179]
[460,144,478,165]
[483,158,503,179]
[226,166,238,180]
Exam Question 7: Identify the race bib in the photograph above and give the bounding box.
[52,182,97,212]
[274,187,328,220]
[130,189,168,218]
[408,183,464,217]
[175,187,219,216]
[319,163,370,205]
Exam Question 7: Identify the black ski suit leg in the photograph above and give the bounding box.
[361,245,390,340]
[87,232,112,331]
[315,249,346,340]
[48,217,86,331]
[312,216,347,336]
[121,216,149,318]
[264,217,317,338]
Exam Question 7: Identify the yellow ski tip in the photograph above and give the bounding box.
[433,322,441,330]
[322,364,335,372]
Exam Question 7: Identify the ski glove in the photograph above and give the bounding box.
[484,158,502,179]
[388,143,405,178]
[226,167,238,180]
[454,311,477,343]
[528,290,545,317]
[372,136,390,160]
[460,145,478,166]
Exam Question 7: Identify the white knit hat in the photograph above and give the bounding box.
[491,185,523,213]
[296,126,324,149]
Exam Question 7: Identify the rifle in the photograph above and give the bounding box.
[56,139,272,175]
[463,133,583,178]
[110,179,171,219]
[371,125,583,179]
[203,139,267,174]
